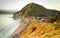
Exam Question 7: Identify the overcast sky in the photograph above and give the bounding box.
[0,0,60,11]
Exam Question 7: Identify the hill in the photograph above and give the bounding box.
[13,3,60,38]
[48,9,60,16]
[13,3,60,19]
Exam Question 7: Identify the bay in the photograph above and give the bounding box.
[0,14,22,38]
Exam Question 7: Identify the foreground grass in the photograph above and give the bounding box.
[20,19,60,38]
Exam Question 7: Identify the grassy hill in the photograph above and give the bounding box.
[13,3,60,19]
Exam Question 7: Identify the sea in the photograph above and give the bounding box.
[0,14,14,29]
[0,14,22,38]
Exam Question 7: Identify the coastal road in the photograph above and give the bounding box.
[12,17,31,38]
[0,19,22,38]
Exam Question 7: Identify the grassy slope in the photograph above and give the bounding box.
[13,3,60,19]
[20,19,60,38]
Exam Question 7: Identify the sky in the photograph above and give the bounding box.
[0,0,60,11]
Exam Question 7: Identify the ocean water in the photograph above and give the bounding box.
[0,14,22,38]
[0,14,14,29]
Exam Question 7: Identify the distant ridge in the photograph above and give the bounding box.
[0,10,16,14]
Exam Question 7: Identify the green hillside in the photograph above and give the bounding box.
[13,3,60,19]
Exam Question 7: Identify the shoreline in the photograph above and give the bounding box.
[12,17,31,38]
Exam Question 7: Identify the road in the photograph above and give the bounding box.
[0,19,22,38]
[12,17,31,38]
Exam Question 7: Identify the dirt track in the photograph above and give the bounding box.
[12,17,31,38]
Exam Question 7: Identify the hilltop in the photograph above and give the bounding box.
[13,3,60,19]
